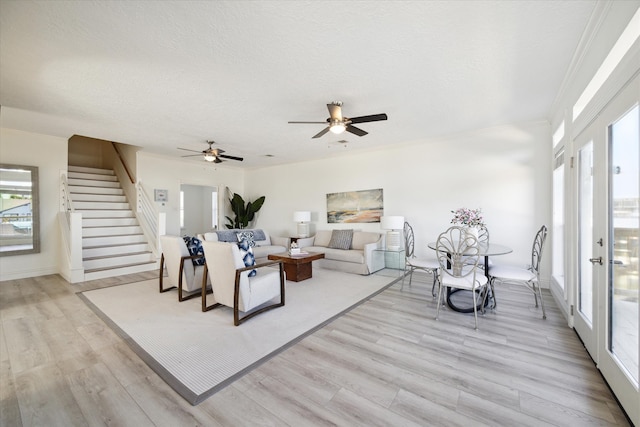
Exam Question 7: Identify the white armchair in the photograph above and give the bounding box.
[200,240,286,326]
[159,235,210,302]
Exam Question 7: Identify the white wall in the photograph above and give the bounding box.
[0,128,68,280]
[247,120,552,281]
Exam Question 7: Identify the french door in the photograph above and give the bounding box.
[573,75,639,424]
[574,120,601,359]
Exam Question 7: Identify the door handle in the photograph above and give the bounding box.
[589,257,603,265]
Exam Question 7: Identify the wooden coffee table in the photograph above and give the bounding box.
[267,252,325,282]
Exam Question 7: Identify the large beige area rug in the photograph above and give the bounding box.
[79,268,397,405]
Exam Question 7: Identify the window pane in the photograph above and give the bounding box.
[609,104,639,383]
[552,165,565,292]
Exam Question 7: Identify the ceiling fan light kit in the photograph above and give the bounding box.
[178,140,243,163]
[289,101,388,139]
[329,121,346,134]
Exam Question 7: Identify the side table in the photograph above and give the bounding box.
[373,248,405,270]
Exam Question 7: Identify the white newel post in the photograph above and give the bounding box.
[69,212,84,282]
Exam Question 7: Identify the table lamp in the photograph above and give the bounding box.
[293,211,311,238]
[380,215,405,250]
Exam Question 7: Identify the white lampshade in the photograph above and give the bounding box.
[380,215,405,230]
[293,211,311,223]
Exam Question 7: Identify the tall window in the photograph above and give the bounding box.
[552,120,566,295]
[552,149,565,294]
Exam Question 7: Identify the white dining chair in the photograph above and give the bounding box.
[435,226,489,329]
[403,221,440,296]
[488,225,548,319]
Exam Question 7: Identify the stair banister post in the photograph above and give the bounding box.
[69,211,84,275]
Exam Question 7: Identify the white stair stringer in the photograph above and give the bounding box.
[67,165,158,281]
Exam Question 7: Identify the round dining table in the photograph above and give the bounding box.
[427,241,512,313]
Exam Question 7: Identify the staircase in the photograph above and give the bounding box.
[68,165,158,281]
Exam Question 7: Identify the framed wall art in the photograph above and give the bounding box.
[326,188,383,223]
[154,189,168,202]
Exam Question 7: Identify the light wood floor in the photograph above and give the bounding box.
[0,269,631,426]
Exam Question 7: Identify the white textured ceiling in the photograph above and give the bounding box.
[0,0,597,168]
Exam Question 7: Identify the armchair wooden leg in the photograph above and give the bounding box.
[159,254,177,293]
[176,257,202,302]
[201,264,220,312]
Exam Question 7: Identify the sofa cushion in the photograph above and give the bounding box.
[313,230,333,247]
[183,236,206,265]
[352,231,381,250]
[328,229,353,250]
[253,245,287,259]
[237,238,257,277]
[236,230,256,247]
[323,248,365,264]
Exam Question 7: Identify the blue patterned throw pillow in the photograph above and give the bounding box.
[237,238,257,277]
[236,230,256,247]
[183,236,206,266]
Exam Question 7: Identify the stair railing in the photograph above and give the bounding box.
[59,172,84,282]
[109,143,164,257]
[136,181,165,257]
[60,172,75,213]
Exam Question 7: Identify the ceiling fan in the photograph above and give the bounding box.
[288,101,388,139]
[177,141,243,163]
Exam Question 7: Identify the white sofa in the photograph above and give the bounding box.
[200,229,288,262]
[297,230,385,275]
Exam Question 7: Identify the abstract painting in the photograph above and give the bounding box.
[326,189,383,223]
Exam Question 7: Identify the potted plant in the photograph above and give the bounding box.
[225,192,266,229]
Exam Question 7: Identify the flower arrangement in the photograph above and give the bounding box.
[451,207,485,228]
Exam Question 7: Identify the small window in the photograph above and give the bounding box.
[573,9,640,120]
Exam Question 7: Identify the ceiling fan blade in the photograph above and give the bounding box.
[213,157,223,164]
[288,121,328,124]
[177,147,203,153]
[181,154,203,158]
[312,127,331,139]
[218,154,244,162]
[327,103,343,121]
[348,113,388,124]
[346,125,368,137]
